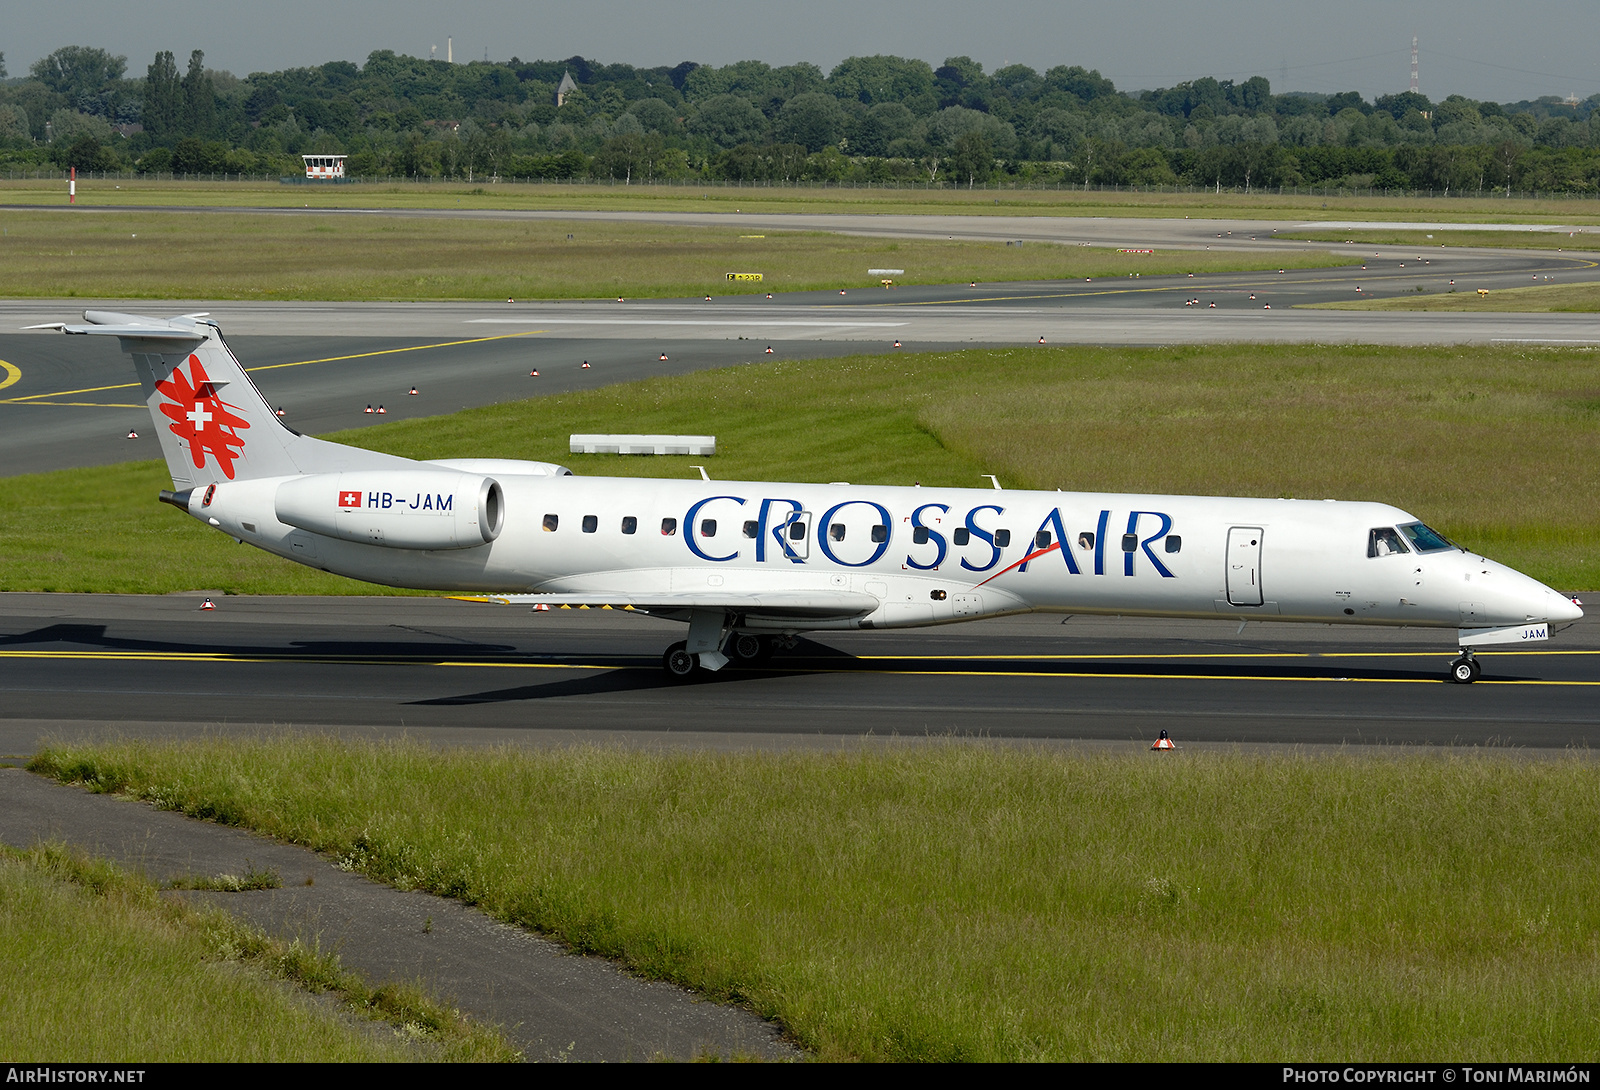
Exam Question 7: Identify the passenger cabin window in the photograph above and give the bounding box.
[743,520,759,538]
[661,518,677,536]
[621,516,637,535]
[1035,531,1052,549]
[1165,535,1182,554]
[1399,522,1454,553]
[1121,533,1138,553]
[1368,527,1409,557]
[1078,531,1095,550]
[581,515,598,534]
[542,514,559,532]
[871,525,888,543]
[701,519,717,538]
[913,526,930,545]
[953,528,971,546]
[830,524,846,542]
[790,521,806,540]
[995,529,1011,548]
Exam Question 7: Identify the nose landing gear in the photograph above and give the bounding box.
[1448,650,1481,684]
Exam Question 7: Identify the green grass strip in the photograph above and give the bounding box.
[0,838,517,1061]
[0,208,1339,301]
[31,737,1600,1062]
[5,177,1599,226]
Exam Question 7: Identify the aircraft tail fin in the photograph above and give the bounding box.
[35,311,411,486]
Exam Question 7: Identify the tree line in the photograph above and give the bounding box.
[2,44,1599,193]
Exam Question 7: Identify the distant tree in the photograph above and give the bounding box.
[687,94,768,147]
[144,51,182,138]
[950,130,993,187]
[827,55,936,108]
[182,50,215,137]
[0,52,7,79]
[774,92,845,152]
[30,46,126,96]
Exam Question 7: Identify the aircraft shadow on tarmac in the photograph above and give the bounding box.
[0,624,1544,706]
[0,622,522,660]
[410,639,1537,706]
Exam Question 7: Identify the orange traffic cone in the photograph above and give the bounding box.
[893,340,902,348]
[764,346,773,354]
[1038,336,1046,343]
[581,360,591,369]
[532,603,551,612]
[127,429,138,439]
[199,598,216,611]
[376,405,386,414]
[839,289,847,295]
[409,386,418,395]
[1151,730,1175,751]
[530,369,539,376]
[659,352,668,361]
[507,297,514,303]
[275,407,285,417]
[364,405,374,414]
[765,293,772,299]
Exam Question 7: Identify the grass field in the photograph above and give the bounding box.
[1307,281,1600,313]
[0,838,515,1061]
[0,207,1340,301]
[31,737,1600,1062]
[2,342,1596,593]
[5,176,1600,226]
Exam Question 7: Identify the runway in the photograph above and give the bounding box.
[3,594,1597,758]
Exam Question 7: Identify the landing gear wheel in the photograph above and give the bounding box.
[663,641,698,680]
[728,632,774,664]
[1449,654,1481,684]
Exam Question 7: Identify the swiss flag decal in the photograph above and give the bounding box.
[338,491,362,508]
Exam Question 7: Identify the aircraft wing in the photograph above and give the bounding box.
[456,589,882,620]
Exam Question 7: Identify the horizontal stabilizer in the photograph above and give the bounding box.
[459,589,881,619]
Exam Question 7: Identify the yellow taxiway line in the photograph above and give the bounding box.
[0,330,547,406]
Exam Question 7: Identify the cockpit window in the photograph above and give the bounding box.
[1399,522,1455,553]
[1367,527,1409,558]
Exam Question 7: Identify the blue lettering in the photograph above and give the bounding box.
[368,491,380,508]
[438,494,452,512]
[906,503,949,570]
[684,495,746,562]
[959,504,1005,573]
[818,500,892,567]
[1094,509,1109,575]
[1019,509,1081,574]
[757,498,803,563]
[1124,511,1176,578]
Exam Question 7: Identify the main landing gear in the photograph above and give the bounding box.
[662,633,784,680]
[1448,649,1481,684]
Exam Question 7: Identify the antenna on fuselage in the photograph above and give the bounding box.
[983,475,1002,490]
[691,465,711,481]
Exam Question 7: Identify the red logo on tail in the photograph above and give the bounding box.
[154,355,250,480]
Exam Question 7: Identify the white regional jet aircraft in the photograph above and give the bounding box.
[37,311,1582,683]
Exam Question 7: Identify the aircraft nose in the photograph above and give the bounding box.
[1548,589,1584,623]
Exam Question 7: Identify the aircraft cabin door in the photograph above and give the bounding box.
[1226,526,1264,606]
[779,511,811,560]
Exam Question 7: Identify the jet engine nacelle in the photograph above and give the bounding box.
[275,471,504,550]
